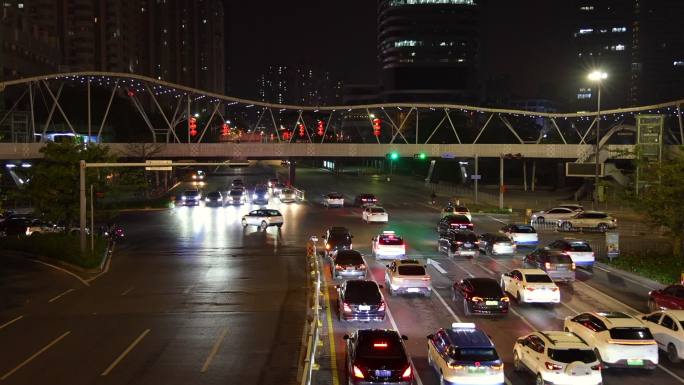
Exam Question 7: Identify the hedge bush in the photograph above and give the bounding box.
[0,233,107,269]
[605,251,684,285]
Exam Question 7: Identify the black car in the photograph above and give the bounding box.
[453,277,509,316]
[354,193,379,207]
[323,227,353,258]
[226,188,246,205]
[478,233,516,256]
[344,329,412,385]
[337,280,386,322]
[231,179,244,188]
[437,215,473,235]
[179,189,201,206]
[204,191,223,207]
[252,185,270,205]
[438,230,480,257]
[0,217,30,237]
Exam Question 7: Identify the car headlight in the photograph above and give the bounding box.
[253,194,257,199]
[181,196,187,200]
[205,198,210,202]
[265,193,269,199]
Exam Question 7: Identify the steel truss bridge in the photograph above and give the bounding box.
[0,72,683,161]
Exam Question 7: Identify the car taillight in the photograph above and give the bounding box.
[343,302,352,312]
[471,296,483,302]
[500,296,509,302]
[25,227,30,235]
[335,264,343,270]
[571,263,576,270]
[544,362,563,370]
[353,365,365,379]
[591,364,602,371]
[550,286,559,291]
[358,264,366,269]
[401,366,412,379]
[422,277,431,281]
[545,262,551,269]
[378,302,386,311]
[325,244,331,250]
[454,241,463,245]
[525,286,535,291]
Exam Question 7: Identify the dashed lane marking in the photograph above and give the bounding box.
[48,288,75,303]
[101,329,150,376]
[0,315,23,332]
[201,327,229,373]
[120,286,134,296]
[1,331,71,380]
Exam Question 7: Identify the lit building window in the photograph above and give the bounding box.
[580,5,594,11]
[578,28,593,34]
[674,61,684,66]
[577,93,592,99]
[394,40,420,47]
[612,27,627,33]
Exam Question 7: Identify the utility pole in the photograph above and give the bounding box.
[90,184,94,252]
[79,160,86,253]
[474,154,479,204]
[594,83,601,206]
[499,154,504,209]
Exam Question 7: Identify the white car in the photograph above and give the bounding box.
[563,311,658,369]
[241,209,284,229]
[323,192,344,208]
[500,224,538,248]
[642,310,684,363]
[530,207,578,224]
[500,269,560,304]
[545,239,595,269]
[279,188,297,203]
[362,206,388,223]
[558,211,617,232]
[371,231,406,259]
[513,331,602,385]
[428,323,505,385]
[384,259,431,297]
[441,206,472,221]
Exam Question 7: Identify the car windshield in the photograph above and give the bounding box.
[370,208,385,213]
[609,327,653,340]
[548,254,574,264]
[525,274,553,283]
[450,348,499,362]
[493,237,511,243]
[469,280,503,297]
[455,207,469,212]
[229,190,243,196]
[335,252,363,265]
[512,225,536,233]
[281,189,293,194]
[344,282,381,303]
[568,242,592,252]
[356,334,405,360]
[548,349,596,364]
[255,187,268,194]
[184,190,198,196]
[207,192,220,198]
[379,237,403,245]
[397,265,426,276]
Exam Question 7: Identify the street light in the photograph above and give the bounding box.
[587,70,607,206]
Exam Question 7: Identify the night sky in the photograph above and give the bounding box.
[226,0,574,102]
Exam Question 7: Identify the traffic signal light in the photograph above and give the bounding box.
[372,118,381,137]
[387,152,399,161]
[317,120,325,136]
[414,153,427,160]
[189,117,198,137]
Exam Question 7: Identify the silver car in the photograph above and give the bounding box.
[330,250,366,279]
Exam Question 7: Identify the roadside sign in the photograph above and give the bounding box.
[606,231,619,260]
[470,174,481,180]
[145,160,173,171]
[441,152,456,159]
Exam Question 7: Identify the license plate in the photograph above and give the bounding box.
[467,367,486,374]
[407,288,420,293]
[346,267,353,271]
[375,370,392,377]
[627,359,644,366]
[485,301,498,306]
[359,305,371,311]
[464,242,472,247]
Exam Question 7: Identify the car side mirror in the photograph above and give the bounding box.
[343,334,350,340]
[401,335,408,341]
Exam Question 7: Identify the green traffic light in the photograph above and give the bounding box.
[389,152,399,160]
[419,152,427,160]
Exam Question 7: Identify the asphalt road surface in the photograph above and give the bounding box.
[0,163,679,385]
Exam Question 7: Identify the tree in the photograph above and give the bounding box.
[25,142,115,227]
[627,148,684,257]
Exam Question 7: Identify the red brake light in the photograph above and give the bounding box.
[353,365,365,379]
[343,302,352,312]
[544,362,563,370]
[335,264,343,270]
[373,342,388,348]
[401,366,412,379]
[378,302,386,311]
[422,277,431,281]
[325,244,331,250]
[358,264,366,269]
[591,364,602,371]
[550,287,559,291]
[525,286,535,291]
[544,262,551,269]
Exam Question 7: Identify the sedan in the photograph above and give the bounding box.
[500,224,538,248]
[384,259,431,297]
[354,193,378,207]
[241,209,283,229]
[331,250,367,279]
[478,233,516,256]
[337,280,386,322]
[649,284,684,311]
[279,188,297,203]
[362,206,388,223]
[323,192,345,208]
[642,310,684,363]
[453,277,509,316]
[530,207,577,224]
[204,191,224,207]
[500,269,560,304]
[438,215,473,235]
[344,329,412,385]
[226,188,247,205]
[524,249,576,283]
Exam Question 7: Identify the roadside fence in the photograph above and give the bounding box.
[299,236,322,385]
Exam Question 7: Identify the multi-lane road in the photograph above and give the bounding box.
[0,163,680,385]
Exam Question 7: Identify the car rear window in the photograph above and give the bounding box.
[548,349,596,364]
[512,225,536,233]
[264,210,281,216]
[548,254,574,264]
[357,335,406,359]
[451,348,499,362]
[455,207,469,212]
[281,189,293,194]
[370,208,385,213]
[229,190,242,195]
[469,280,504,297]
[345,282,381,303]
[397,265,426,276]
[328,193,343,199]
[379,237,403,245]
[448,215,470,222]
[454,233,478,242]
[568,242,592,252]
[609,327,653,340]
[336,252,363,265]
[330,234,352,243]
[525,274,553,283]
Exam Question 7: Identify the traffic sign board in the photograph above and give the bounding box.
[145,160,172,171]
[470,174,482,180]
[441,152,456,159]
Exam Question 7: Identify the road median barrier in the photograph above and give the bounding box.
[298,236,322,385]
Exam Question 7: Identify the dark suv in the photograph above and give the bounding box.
[323,227,353,258]
[438,230,480,257]
[438,215,473,235]
[354,193,378,207]
[337,280,386,322]
[344,329,412,385]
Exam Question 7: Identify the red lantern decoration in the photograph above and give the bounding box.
[189,117,198,137]
[283,131,291,141]
[372,118,381,137]
[317,120,325,136]
[221,123,230,136]
[298,123,305,137]
[127,90,135,97]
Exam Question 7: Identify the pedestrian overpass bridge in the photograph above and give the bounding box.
[0,72,681,163]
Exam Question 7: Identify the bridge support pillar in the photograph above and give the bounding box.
[288,160,296,186]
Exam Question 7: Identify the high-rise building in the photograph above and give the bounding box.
[257,65,342,106]
[572,0,684,108]
[377,0,480,103]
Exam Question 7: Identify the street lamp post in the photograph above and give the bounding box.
[588,70,607,206]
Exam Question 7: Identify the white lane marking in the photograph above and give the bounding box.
[475,261,495,275]
[48,288,75,303]
[432,288,461,323]
[657,363,684,384]
[31,259,89,287]
[594,264,659,290]
[507,307,535,331]
[201,327,229,373]
[101,329,150,376]
[0,315,24,331]
[1,331,71,380]
[427,258,447,274]
[120,286,134,296]
[574,280,641,314]
[487,215,508,224]
[183,284,195,294]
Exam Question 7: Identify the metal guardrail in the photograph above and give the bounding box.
[299,236,321,385]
